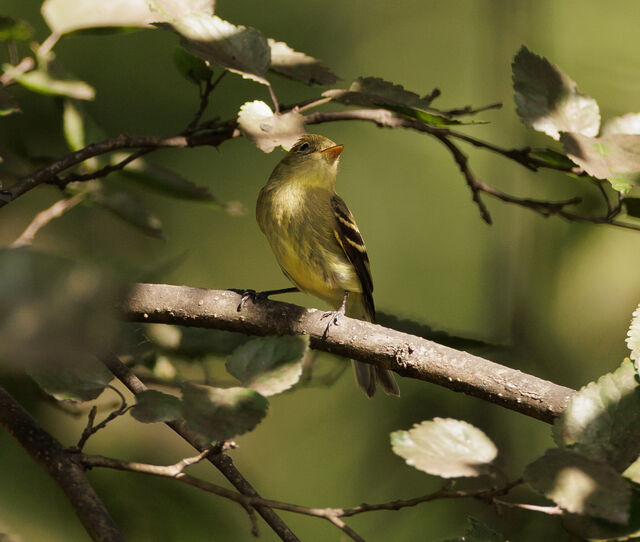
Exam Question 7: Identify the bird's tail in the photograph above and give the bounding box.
[347,294,400,398]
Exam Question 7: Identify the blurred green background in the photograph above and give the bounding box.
[2,1,640,541]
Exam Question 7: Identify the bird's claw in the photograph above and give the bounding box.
[230,288,263,312]
[321,310,341,339]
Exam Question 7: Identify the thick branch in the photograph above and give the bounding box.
[121,283,574,423]
[0,386,124,542]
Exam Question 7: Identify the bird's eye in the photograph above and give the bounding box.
[298,142,310,152]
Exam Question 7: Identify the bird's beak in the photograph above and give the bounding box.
[320,144,344,165]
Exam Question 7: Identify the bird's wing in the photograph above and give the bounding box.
[330,194,375,320]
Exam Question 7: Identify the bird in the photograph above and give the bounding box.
[255,134,400,397]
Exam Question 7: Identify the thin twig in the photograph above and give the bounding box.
[267,83,280,114]
[60,148,153,185]
[10,192,87,247]
[493,499,564,516]
[101,353,300,542]
[184,71,227,134]
[73,385,131,451]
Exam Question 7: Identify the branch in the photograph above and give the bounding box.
[101,353,301,542]
[0,386,124,542]
[121,283,575,423]
[10,192,87,247]
[0,128,237,207]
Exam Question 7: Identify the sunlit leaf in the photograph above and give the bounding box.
[0,17,31,42]
[237,100,306,153]
[159,14,270,86]
[525,448,630,524]
[441,517,506,542]
[89,189,164,239]
[3,65,95,100]
[226,335,308,396]
[62,99,85,151]
[173,46,212,84]
[130,389,182,423]
[602,113,640,136]
[41,0,214,34]
[267,39,338,86]
[553,359,640,473]
[626,304,640,364]
[390,418,497,478]
[324,77,472,126]
[512,46,600,140]
[560,132,640,193]
[182,383,268,441]
[0,249,122,372]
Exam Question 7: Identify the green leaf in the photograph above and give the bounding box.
[525,448,630,524]
[0,249,122,372]
[530,147,576,169]
[182,383,268,441]
[512,46,600,140]
[159,14,270,86]
[114,153,221,204]
[602,113,640,136]
[89,189,164,239]
[560,132,640,192]
[0,88,19,116]
[225,335,309,396]
[173,46,212,84]
[624,197,640,219]
[441,517,506,542]
[563,492,640,540]
[3,65,95,100]
[63,99,85,151]
[267,39,338,86]
[130,390,182,423]
[390,418,497,478]
[237,100,306,153]
[0,17,32,42]
[553,359,640,473]
[29,357,113,402]
[324,77,469,126]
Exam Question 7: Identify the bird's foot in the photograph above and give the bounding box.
[321,310,342,339]
[230,289,264,312]
[230,287,299,312]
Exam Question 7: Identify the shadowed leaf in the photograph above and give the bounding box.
[553,359,640,473]
[130,389,182,423]
[563,492,640,541]
[324,77,478,126]
[159,14,270,86]
[391,418,497,478]
[441,517,506,542]
[182,383,268,440]
[0,249,122,372]
[90,189,164,239]
[0,17,31,42]
[525,448,630,524]
[173,46,212,84]
[268,39,338,86]
[225,335,309,396]
[512,46,600,140]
